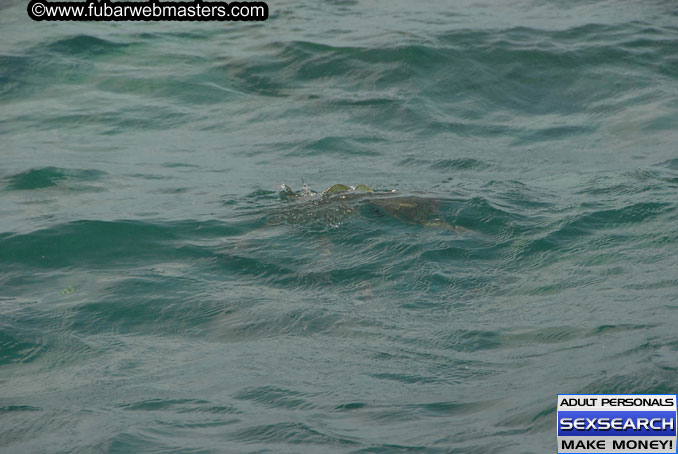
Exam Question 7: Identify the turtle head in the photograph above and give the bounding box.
[280,183,297,201]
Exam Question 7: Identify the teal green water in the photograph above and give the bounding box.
[2,0,678,452]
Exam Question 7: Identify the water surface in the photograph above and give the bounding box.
[1,0,678,452]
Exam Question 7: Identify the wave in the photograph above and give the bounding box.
[4,167,107,191]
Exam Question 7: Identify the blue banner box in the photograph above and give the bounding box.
[558,411,676,436]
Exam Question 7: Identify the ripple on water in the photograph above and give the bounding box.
[233,386,314,410]
[4,167,107,191]
[0,328,46,365]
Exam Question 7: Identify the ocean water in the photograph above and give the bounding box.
[2,0,678,452]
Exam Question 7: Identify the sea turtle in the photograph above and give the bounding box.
[269,183,457,229]
[279,182,372,201]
